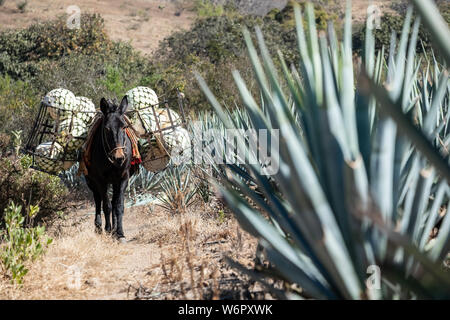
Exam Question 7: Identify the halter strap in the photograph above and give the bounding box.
[101,115,128,167]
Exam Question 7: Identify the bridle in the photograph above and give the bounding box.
[101,114,129,167]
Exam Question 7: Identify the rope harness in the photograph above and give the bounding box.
[78,113,141,176]
[101,118,128,167]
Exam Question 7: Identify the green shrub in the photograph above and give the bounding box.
[0,13,110,80]
[0,75,40,136]
[0,202,52,284]
[31,41,151,103]
[194,0,225,17]
[153,12,300,111]
[0,3,330,118]
[353,6,450,55]
[268,0,340,32]
[0,153,69,226]
[0,133,10,157]
[16,1,28,13]
[0,0,342,130]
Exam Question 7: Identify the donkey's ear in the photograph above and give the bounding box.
[100,98,109,114]
[119,95,129,114]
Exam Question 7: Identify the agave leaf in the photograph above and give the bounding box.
[219,185,332,289]
[340,0,359,158]
[262,243,336,299]
[429,203,450,262]
[390,7,413,100]
[402,17,421,111]
[424,72,449,137]
[224,256,291,300]
[419,181,448,250]
[360,72,450,184]
[403,166,435,242]
[411,0,450,65]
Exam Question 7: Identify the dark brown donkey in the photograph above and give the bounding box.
[84,96,134,242]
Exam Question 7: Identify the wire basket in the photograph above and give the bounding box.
[24,89,189,175]
[127,90,189,173]
[23,99,97,175]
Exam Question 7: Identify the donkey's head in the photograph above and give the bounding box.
[100,96,129,162]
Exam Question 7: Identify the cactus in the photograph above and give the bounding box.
[197,0,450,299]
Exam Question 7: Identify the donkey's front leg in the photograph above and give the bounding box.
[86,178,103,234]
[112,178,129,242]
[101,187,112,233]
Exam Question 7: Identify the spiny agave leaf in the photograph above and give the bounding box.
[402,17,421,111]
[360,72,450,184]
[392,135,411,221]
[219,184,331,287]
[305,2,323,105]
[340,0,359,159]
[419,181,447,250]
[292,6,325,169]
[386,31,398,85]
[391,6,413,100]
[242,28,272,105]
[255,27,299,131]
[224,257,290,300]
[293,3,313,89]
[232,71,273,134]
[398,152,419,205]
[241,32,289,137]
[372,209,450,288]
[262,242,336,299]
[429,203,450,262]
[319,34,351,160]
[403,167,435,241]
[318,34,360,265]
[411,0,450,66]
[270,95,362,298]
[195,72,235,130]
[327,21,339,79]
[380,261,448,299]
[424,72,449,137]
[277,50,304,112]
[370,115,396,226]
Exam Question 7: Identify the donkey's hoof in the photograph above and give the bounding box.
[95,227,103,234]
[118,237,127,244]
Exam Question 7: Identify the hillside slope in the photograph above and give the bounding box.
[0,0,195,55]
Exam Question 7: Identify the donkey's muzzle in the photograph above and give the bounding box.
[110,146,125,161]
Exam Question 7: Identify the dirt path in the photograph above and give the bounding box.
[0,199,262,300]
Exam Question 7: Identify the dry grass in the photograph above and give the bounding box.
[0,197,266,299]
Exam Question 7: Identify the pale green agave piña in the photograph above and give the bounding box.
[196,0,450,299]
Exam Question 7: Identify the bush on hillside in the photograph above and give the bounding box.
[0,75,40,136]
[0,13,110,80]
[153,13,299,111]
[0,154,68,227]
[33,41,151,104]
[1,201,52,284]
[0,0,346,123]
[353,6,450,55]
